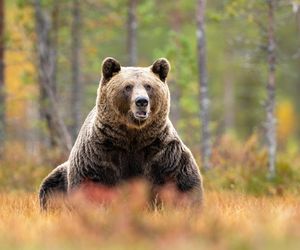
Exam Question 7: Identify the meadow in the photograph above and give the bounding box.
[0,189,300,250]
[1,136,300,250]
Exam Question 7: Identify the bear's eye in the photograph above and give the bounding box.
[145,84,152,91]
[125,85,133,92]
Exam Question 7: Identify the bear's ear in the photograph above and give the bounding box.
[151,58,170,82]
[101,57,121,84]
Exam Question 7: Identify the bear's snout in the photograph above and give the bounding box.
[135,96,149,107]
[132,96,150,121]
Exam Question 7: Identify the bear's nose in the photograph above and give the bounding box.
[135,97,149,107]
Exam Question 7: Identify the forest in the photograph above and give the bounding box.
[1,0,300,249]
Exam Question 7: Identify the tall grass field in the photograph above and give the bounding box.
[1,136,300,250]
[0,189,300,250]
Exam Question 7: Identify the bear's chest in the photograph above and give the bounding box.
[120,150,145,179]
[99,139,161,180]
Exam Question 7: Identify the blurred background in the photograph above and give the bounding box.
[0,0,300,194]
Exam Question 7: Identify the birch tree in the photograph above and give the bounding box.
[0,0,5,157]
[127,0,137,66]
[196,0,211,170]
[71,0,82,142]
[265,0,277,178]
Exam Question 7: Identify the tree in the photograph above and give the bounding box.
[127,0,137,66]
[0,0,5,157]
[70,0,82,142]
[196,0,211,170]
[34,0,72,153]
[265,0,277,178]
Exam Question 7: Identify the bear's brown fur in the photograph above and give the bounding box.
[39,57,203,209]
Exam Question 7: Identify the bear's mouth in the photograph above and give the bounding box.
[134,111,149,121]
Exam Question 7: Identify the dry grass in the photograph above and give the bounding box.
[1,185,300,250]
[1,137,300,250]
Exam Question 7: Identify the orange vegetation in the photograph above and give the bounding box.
[0,182,300,250]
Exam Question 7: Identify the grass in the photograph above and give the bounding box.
[0,187,300,250]
[1,136,300,249]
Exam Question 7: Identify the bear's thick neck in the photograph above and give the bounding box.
[94,107,169,149]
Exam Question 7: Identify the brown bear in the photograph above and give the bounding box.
[39,57,203,209]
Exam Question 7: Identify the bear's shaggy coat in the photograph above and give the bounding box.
[39,58,203,209]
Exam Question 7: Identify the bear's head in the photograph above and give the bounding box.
[97,57,171,130]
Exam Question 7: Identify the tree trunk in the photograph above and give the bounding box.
[51,1,59,95]
[34,0,72,153]
[265,0,277,178]
[71,0,82,142]
[127,0,137,66]
[196,0,211,170]
[0,0,5,157]
[39,1,59,149]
